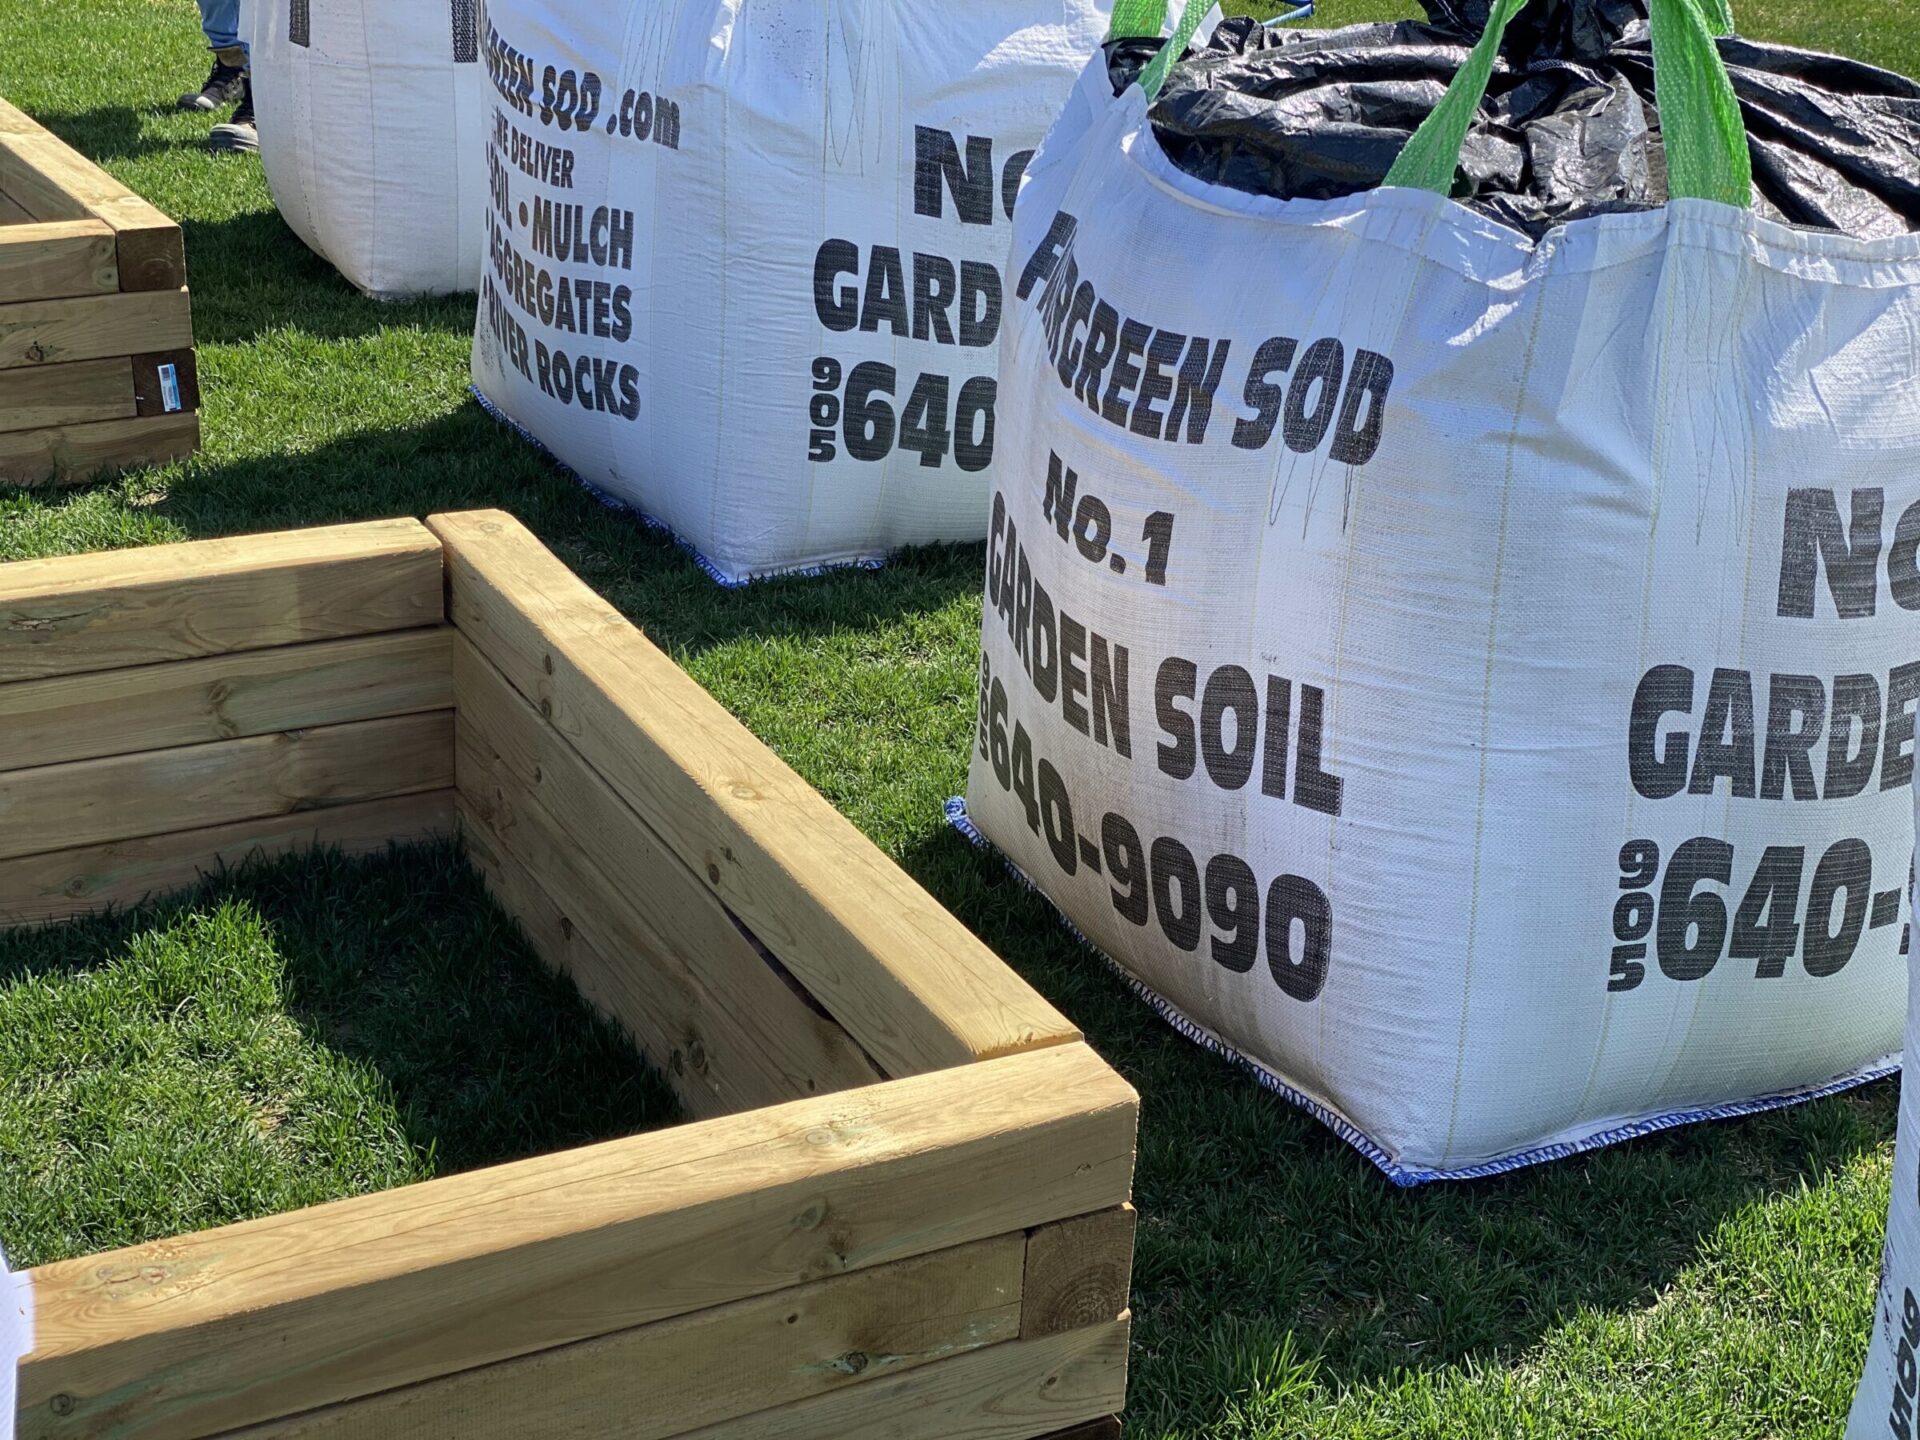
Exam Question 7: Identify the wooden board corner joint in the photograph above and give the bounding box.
[114,220,186,293]
[1021,1206,1137,1340]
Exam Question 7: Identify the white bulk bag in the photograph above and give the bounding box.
[251,0,489,298]
[1,1244,25,1440]
[470,0,1111,583]
[957,0,1920,1181]
[1849,775,1917,1437]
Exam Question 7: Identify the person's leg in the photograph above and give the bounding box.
[188,0,256,154]
[195,0,244,54]
[178,0,247,113]
[209,75,258,154]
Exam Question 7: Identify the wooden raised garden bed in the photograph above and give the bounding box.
[0,512,1137,1440]
[0,95,198,486]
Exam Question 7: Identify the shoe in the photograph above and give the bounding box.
[209,77,257,155]
[178,46,247,112]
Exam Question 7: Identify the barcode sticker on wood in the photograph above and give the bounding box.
[158,363,182,414]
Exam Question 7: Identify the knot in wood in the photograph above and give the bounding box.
[792,1198,828,1230]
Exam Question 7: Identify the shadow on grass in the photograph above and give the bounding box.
[179,210,479,347]
[0,840,681,1267]
[120,401,988,656]
[0,101,472,346]
[893,820,1896,1422]
[17,102,203,165]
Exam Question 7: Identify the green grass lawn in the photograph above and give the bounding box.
[0,843,681,1267]
[0,0,1914,1435]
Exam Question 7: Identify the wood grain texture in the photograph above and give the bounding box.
[429,509,1077,1078]
[20,1042,1138,1440]
[0,219,117,301]
[0,286,191,369]
[0,790,454,926]
[458,802,745,1121]
[106,205,186,292]
[0,356,132,433]
[0,410,197,485]
[1021,1208,1136,1340]
[666,1318,1131,1440]
[0,710,453,862]
[0,131,87,221]
[455,636,885,1109]
[0,626,453,771]
[0,517,443,682]
[1034,1418,1123,1440]
[0,189,33,223]
[0,98,185,289]
[130,348,198,416]
[457,771,885,1118]
[221,1237,1026,1440]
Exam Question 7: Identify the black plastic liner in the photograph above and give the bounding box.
[1116,0,1920,238]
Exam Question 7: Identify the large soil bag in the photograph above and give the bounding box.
[956,0,1920,1182]
[1142,4,1920,240]
[1850,779,1918,1437]
[0,1245,20,1440]
[470,0,1111,583]
[251,0,490,298]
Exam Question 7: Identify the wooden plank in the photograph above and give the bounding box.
[428,509,1077,1077]
[458,772,882,1117]
[0,710,452,862]
[667,1319,1131,1440]
[219,1237,1026,1440]
[0,356,132,433]
[130,348,198,416]
[0,286,192,369]
[0,133,87,221]
[0,411,197,485]
[0,189,32,223]
[0,516,443,683]
[0,99,184,288]
[0,101,89,221]
[1021,1208,1136,1340]
[19,1041,1139,1440]
[458,803,742,1121]
[106,202,186,293]
[456,636,885,1105]
[0,790,453,926]
[1035,1419,1124,1440]
[0,219,117,301]
[0,627,453,771]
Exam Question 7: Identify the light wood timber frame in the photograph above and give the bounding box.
[0,95,198,485]
[0,511,1139,1440]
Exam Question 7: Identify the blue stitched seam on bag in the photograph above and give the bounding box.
[942,795,1901,1187]
[470,384,892,589]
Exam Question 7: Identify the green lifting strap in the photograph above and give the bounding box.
[1138,0,1210,98]
[1383,0,1750,207]
[1106,0,1168,42]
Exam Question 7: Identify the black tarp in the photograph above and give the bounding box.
[1115,0,1920,238]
